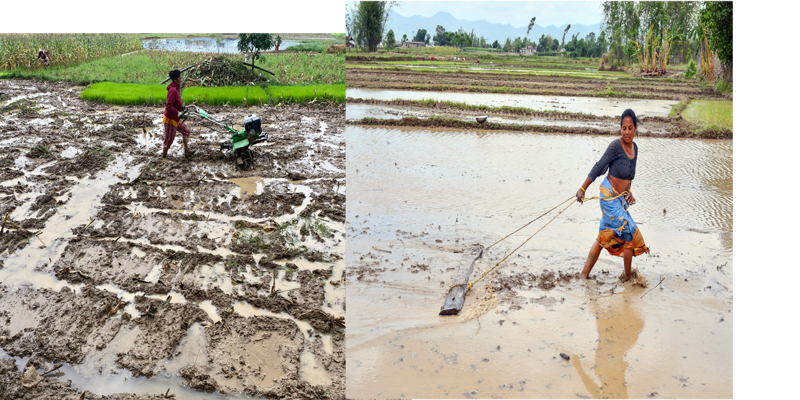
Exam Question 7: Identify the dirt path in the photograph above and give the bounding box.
[0,79,345,399]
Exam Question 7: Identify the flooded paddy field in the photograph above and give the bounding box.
[347,88,678,118]
[0,79,345,399]
[345,126,732,398]
[345,91,731,140]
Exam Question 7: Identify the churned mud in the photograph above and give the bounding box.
[346,126,732,398]
[0,79,345,399]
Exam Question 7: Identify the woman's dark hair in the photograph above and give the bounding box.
[168,69,181,81]
[620,109,639,127]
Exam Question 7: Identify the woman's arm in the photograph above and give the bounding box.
[587,141,617,182]
[578,141,617,203]
[576,176,594,203]
[165,89,181,119]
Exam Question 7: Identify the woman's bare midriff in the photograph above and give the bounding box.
[608,175,631,193]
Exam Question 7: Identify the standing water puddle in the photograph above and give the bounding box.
[346,126,732,398]
[347,88,678,118]
[142,37,301,53]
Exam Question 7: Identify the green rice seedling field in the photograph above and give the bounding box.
[80,82,268,106]
[682,100,733,131]
[80,82,344,106]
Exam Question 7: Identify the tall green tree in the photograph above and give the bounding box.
[699,1,732,77]
[347,1,397,52]
[237,33,274,70]
[538,34,548,51]
[513,37,523,53]
[384,29,396,49]
[414,29,427,43]
[562,24,571,50]
[433,25,447,45]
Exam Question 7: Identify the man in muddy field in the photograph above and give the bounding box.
[162,69,194,158]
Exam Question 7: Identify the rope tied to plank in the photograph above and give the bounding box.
[449,190,630,295]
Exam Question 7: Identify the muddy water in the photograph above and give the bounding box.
[142,38,301,53]
[1,79,346,398]
[346,103,653,132]
[346,126,732,398]
[347,88,678,118]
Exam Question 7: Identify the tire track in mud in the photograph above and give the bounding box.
[0,79,346,399]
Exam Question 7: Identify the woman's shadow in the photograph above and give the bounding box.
[572,287,644,398]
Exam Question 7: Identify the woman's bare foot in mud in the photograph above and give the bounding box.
[184,149,195,158]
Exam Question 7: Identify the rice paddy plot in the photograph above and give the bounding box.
[80,82,268,106]
[682,100,733,131]
[80,82,344,106]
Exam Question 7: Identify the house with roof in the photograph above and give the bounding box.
[520,45,537,56]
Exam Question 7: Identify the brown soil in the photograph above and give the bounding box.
[346,67,727,101]
[348,116,732,140]
[0,79,345,398]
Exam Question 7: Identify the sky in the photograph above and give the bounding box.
[390,1,605,28]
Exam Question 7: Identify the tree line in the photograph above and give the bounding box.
[601,1,732,76]
[345,0,731,78]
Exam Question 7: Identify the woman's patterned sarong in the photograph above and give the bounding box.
[597,176,650,257]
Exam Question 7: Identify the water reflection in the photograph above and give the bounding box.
[142,37,301,53]
[573,289,644,399]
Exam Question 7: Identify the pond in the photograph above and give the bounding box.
[142,37,302,53]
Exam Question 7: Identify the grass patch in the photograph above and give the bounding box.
[682,100,733,131]
[27,144,52,158]
[670,99,691,118]
[284,40,341,53]
[2,50,343,86]
[80,82,344,106]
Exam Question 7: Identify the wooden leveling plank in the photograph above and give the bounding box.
[439,244,483,316]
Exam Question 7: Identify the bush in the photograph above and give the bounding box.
[715,79,731,94]
[685,59,697,79]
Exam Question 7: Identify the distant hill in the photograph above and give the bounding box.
[385,10,602,44]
